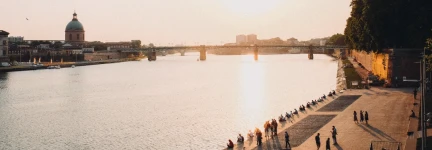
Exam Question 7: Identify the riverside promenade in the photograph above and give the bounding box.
[0,58,137,72]
[231,87,414,150]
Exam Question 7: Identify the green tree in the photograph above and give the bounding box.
[345,0,432,53]
[131,40,141,48]
[149,43,155,47]
[425,33,432,71]
[327,34,346,46]
[53,41,63,50]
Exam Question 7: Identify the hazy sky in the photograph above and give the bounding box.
[1,0,351,45]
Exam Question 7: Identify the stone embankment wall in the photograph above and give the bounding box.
[349,50,389,80]
[84,52,120,61]
[336,59,348,91]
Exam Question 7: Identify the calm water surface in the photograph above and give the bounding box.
[0,53,337,149]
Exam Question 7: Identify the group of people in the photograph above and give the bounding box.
[314,126,338,150]
[264,119,279,139]
[315,126,338,150]
[226,90,338,149]
[227,133,246,148]
[353,110,369,124]
[300,90,336,112]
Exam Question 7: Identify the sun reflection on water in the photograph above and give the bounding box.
[238,55,267,131]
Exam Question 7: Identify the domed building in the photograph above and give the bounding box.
[65,11,85,44]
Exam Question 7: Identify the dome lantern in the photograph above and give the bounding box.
[65,11,84,31]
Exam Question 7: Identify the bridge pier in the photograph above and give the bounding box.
[253,45,258,61]
[200,45,206,61]
[308,46,314,60]
[148,50,157,61]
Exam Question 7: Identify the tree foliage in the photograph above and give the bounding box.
[425,33,432,71]
[53,41,63,50]
[131,40,141,48]
[29,41,52,48]
[327,33,346,46]
[344,0,432,53]
[84,41,107,51]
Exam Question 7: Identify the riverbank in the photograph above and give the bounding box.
[336,59,348,91]
[0,58,139,72]
[230,87,413,150]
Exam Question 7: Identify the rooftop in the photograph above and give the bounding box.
[0,30,10,35]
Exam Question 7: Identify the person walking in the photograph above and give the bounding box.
[365,111,369,124]
[353,111,358,123]
[414,88,418,99]
[360,110,364,123]
[330,126,338,145]
[315,133,321,150]
[326,137,331,150]
[285,131,291,149]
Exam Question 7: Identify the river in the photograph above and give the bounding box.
[0,53,337,150]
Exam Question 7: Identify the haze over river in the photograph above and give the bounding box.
[0,53,337,149]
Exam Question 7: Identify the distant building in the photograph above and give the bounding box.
[0,30,10,58]
[287,38,299,45]
[105,41,132,50]
[24,40,65,45]
[65,11,85,44]
[38,44,50,50]
[247,34,257,44]
[236,35,247,45]
[82,48,94,53]
[8,36,24,43]
[320,40,327,46]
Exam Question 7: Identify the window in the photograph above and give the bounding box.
[77,34,80,40]
[69,34,72,40]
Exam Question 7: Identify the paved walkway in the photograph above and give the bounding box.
[233,87,414,150]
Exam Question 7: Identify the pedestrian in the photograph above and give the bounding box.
[264,121,270,139]
[315,133,321,150]
[330,126,338,145]
[257,135,262,146]
[326,137,331,150]
[353,111,358,123]
[360,110,364,123]
[365,111,369,124]
[285,131,291,149]
[411,110,416,118]
[414,88,418,99]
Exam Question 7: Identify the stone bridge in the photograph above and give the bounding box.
[138,45,347,61]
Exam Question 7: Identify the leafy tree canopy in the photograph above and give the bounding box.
[327,33,346,46]
[344,0,432,53]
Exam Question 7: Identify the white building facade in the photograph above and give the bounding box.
[236,35,247,45]
[247,34,257,44]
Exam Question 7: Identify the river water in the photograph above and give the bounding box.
[0,53,337,150]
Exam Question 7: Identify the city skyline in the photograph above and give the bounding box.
[1,0,351,45]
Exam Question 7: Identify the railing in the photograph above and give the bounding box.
[137,45,348,51]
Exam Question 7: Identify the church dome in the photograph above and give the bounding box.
[65,12,84,31]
